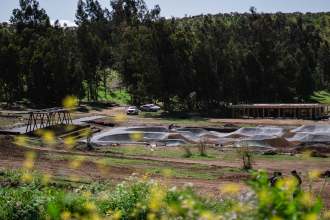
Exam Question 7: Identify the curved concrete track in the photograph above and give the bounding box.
[88,125,330,149]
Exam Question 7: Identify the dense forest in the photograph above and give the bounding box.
[1,0,330,110]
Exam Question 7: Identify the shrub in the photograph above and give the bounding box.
[197,137,209,156]
[181,145,193,158]
[235,141,256,169]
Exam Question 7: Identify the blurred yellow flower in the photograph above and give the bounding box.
[42,130,56,146]
[147,213,156,220]
[26,151,36,161]
[83,191,92,199]
[222,184,241,194]
[79,129,91,138]
[60,211,71,220]
[70,176,80,182]
[65,125,76,132]
[149,187,166,212]
[271,216,284,220]
[90,213,101,220]
[15,135,27,146]
[303,150,312,159]
[258,189,270,203]
[309,169,321,179]
[274,178,285,188]
[323,211,330,219]
[69,158,84,169]
[62,96,77,108]
[300,193,312,206]
[63,138,77,148]
[233,205,244,213]
[21,172,33,183]
[96,162,110,173]
[129,133,144,141]
[115,112,126,122]
[304,214,317,220]
[85,203,97,212]
[201,211,216,220]
[113,210,122,220]
[163,169,173,180]
[285,178,296,191]
[100,194,108,202]
[34,129,44,136]
[130,208,138,217]
[24,160,34,170]
[41,174,52,184]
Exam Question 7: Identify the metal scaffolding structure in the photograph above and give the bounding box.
[20,107,75,133]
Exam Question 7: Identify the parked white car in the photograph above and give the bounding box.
[126,106,139,115]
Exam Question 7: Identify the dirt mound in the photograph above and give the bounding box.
[168,134,195,144]
[263,150,277,155]
[265,137,300,149]
[222,124,237,128]
[223,134,248,139]
[0,135,26,159]
[291,146,330,153]
[281,132,296,138]
[310,150,328,158]
[202,134,220,139]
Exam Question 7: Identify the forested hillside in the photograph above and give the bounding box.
[1,0,330,109]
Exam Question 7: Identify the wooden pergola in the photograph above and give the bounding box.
[227,104,330,119]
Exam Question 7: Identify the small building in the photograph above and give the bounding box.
[227,103,330,119]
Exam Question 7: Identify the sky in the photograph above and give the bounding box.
[1,0,330,26]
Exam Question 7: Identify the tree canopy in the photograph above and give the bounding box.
[1,1,330,108]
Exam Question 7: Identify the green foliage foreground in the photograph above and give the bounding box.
[0,169,328,220]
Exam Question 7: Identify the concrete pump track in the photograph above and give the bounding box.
[87,125,330,150]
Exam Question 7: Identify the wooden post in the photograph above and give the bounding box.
[299,108,301,119]
[232,108,234,118]
[294,108,296,118]
[278,108,280,118]
[283,108,286,118]
[253,108,255,118]
[263,108,265,118]
[268,108,270,118]
[247,108,249,118]
[319,107,321,117]
[311,108,313,119]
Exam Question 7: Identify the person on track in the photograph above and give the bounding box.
[271,172,284,187]
[291,170,302,198]
[269,172,277,185]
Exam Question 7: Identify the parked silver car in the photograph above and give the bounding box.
[140,104,160,112]
[147,104,161,111]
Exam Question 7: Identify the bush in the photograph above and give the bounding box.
[0,169,327,219]
[197,137,209,156]
[235,141,256,169]
[181,145,193,158]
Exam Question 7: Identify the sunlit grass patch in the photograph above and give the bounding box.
[142,166,219,180]
[309,90,330,103]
